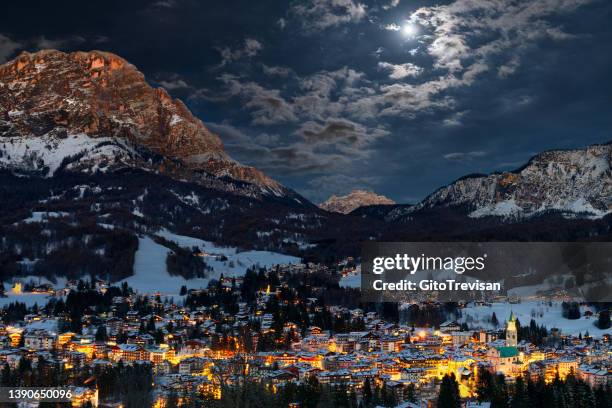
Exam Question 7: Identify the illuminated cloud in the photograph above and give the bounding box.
[290,0,367,32]
[384,23,401,31]
[377,61,423,79]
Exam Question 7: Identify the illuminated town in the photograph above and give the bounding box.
[0,262,609,407]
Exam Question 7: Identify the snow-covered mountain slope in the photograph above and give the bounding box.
[0,133,135,176]
[0,49,290,198]
[388,143,612,221]
[0,167,322,283]
[319,189,395,214]
[121,230,299,295]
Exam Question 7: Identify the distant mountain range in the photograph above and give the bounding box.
[389,143,612,222]
[1,49,611,283]
[320,146,611,220]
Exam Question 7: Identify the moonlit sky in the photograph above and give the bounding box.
[1,0,611,203]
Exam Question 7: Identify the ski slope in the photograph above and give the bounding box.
[119,230,299,296]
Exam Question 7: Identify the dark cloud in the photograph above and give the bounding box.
[207,121,351,176]
[150,0,177,8]
[0,32,108,62]
[34,35,86,50]
[262,64,293,77]
[217,38,263,66]
[296,118,387,151]
[0,34,21,62]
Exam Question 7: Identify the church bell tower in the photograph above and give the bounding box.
[506,311,518,347]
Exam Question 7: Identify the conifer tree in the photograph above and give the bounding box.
[437,373,461,408]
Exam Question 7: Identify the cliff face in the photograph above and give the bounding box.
[0,49,283,195]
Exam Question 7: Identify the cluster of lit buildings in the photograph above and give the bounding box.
[250,311,610,404]
[0,265,609,407]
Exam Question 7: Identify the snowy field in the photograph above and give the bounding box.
[0,275,67,307]
[459,301,611,338]
[340,265,361,288]
[21,211,70,223]
[341,270,610,338]
[340,272,361,288]
[0,292,54,307]
[25,318,60,332]
[119,230,299,296]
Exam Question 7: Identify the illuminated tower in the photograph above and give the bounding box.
[506,311,518,347]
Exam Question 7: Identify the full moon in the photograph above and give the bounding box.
[402,23,418,38]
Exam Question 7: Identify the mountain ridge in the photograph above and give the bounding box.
[0,49,289,198]
[386,142,612,221]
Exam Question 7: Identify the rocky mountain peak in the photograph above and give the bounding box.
[0,49,282,194]
[319,189,395,214]
[388,142,612,220]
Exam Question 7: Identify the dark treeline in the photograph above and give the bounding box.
[0,356,69,388]
[400,303,459,328]
[0,220,138,282]
[436,371,611,408]
[0,339,153,407]
[154,235,212,279]
[199,375,414,408]
[596,309,610,329]
[471,370,610,408]
[562,302,581,320]
[169,372,611,408]
[517,318,549,346]
[96,362,154,407]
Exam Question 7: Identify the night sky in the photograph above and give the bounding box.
[1,0,611,203]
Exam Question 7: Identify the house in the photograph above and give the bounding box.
[440,321,461,333]
[179,357,207,375]
[578,364,611,388]
[381,336,403,353]
[110,344,147,362]
[24,330,56,350]
[72,387,99,407]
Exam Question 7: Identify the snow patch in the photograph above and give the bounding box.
[459,301,611,338]
[469,199,522,218]
[0,133,133,176]
[169,114,183,126]
[19,211,70,224]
